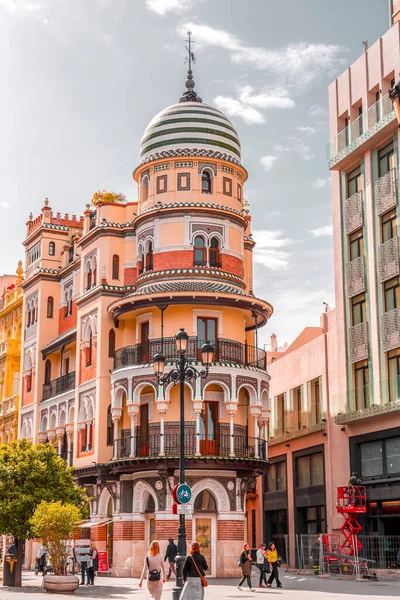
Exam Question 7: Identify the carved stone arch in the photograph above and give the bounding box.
[41,413,48,432]
[68,405,75,425]
[49,411,57,429]
[24,347,35,371]
[114,385,128,408]
[86,397,95,421]
[84,259,91,274]
[132,480,159,514]
[137,240,144,261]
[165,379,194,402]
[26,417,33,439]
[58,409,66,427]
[237,382,258,405]
[260,389,270,411]
[203,380,230,403]
[208,231,224,251]
[191,230,208,247]
[143,236,154,253]
[97,486,115,517]
[198,162,217,176]
[132,381,157,404]
[191,478,230,513]
[79,398,88,422]
[20,420,27,438]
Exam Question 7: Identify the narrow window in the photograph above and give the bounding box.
[49,242,55,256]
[382,209,397,243]
[209,237,220,267]
[92,265,97,287]
[354,360,370,410]
[44,359,52,385]
[86,331,93,367]
[26,372,32,393]
[108,329,116,358]
[156,175,167,194]
[237,183,242,201]
[87,270,92,290]
[351,293,366,325]
[112,255,119,280]
[107,405,113,446]
[349,229,363,260]
[223,177,232,196]
[178,173,190,191]
[201,171,212,194]
[194,236,206,266]
[146,242,153,271]
[384,277,400,311]
[388,350,400,402]
[141,175,149,202]
[47,296,54,319]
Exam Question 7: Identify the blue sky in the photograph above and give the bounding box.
[0,0,389,346]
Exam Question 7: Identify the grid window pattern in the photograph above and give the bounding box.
[267,461,287,492]
[360,437,400,478]
[296,453,324,488]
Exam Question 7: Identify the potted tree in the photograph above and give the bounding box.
[31,501,82,593]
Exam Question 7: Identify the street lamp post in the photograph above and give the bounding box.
[153,329,214,600]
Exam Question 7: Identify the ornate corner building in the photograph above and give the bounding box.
[19,72,272,576]
[0,263,23,444]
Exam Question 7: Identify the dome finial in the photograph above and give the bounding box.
[180,30,202,103]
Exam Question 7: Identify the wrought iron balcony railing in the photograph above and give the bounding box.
[42,372,76,401]
[113,431,266,461]
[114,337,267,370]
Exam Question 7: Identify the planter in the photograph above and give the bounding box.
[43,575,79,593]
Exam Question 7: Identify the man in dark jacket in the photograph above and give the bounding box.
[164,538,178,581]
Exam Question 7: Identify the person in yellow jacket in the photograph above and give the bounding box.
[266,542,282,588]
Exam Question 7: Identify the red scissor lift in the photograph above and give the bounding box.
[337,486,367,555]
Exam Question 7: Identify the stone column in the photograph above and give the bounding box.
[127,404,139,458]
[226,401,238,458]
[111,407,122,459]
[249,406,261,459]
[159,412,165,456]
[193,400,203,456]
[155,401,168,456]
[56,427,64,455]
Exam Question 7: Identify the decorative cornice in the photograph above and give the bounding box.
[268,422,326,445]
[334,400,400,424]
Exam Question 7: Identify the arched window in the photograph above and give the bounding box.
[86,331,93,367]
[107,405,113,446]
[47,296,54,318]
[112,255,119,280]
[145,242,153,272]
[27,304,31,327]
[141,175,149,202]
[92,261,97,287]
[194,236,206,266]
[194,490,217,512]
[201,170,212,194]
[209,237,221,268]
[12,372,20,395]
[44,359,52,385]
[86,270,92,290]
[49,242,55,256]
[31,304,36,324]
[108,329,116,358]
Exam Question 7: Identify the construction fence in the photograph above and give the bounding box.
[295,533,400,579]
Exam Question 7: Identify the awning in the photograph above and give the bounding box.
[79,519,112,529]
[42,328,77,358]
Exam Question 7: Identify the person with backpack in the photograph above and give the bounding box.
[237,543,255,592]
[256,542,269,588]
[266,542,282,588]
[139,541,166,599]
[164,537,178,581]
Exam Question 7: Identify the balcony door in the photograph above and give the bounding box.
[139,403,149,457]
[197,317,217,359]
[140,322,150,363]
[200,401,218,455]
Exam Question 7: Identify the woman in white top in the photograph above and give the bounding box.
[139,541,166,600]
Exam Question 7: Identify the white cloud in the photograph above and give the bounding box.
[260,156,278,171]
[308,104,328,118]
[274,136,315,161]
[179,22,347,89]
[0,201,10,209]
[252,230,292,271]
[297,126,316,135]
[239,85,295,110]
[214,96,265,124]
[0,0,41,13]
[146,0,201,15]
[310,224,333,237]
[311,178,329,189]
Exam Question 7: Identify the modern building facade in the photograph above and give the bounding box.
[327,19,400,537]
[0,263,23,444]
[19,72,271,576]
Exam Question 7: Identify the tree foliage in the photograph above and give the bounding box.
[31,501,82,576]
[91,190,126,205]
[0,440,87,541]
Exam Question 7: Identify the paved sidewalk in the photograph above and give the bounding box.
[1,571,400,599]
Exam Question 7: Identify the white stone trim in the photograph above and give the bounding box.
[191,478,230,513]
[135,312,153,342]
[192,309,223,337]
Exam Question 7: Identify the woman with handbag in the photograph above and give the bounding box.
[266,542,282,588]
[237,543,255,592]
[139,541,166,600]
[180,541,208,600]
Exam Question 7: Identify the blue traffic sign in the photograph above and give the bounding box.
[177,483,192,504]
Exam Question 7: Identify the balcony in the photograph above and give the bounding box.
[376,169,397,216]
[42,372,76,401]
[349,322,368,363]
[0,339,21,358]
[328,93,396,168]
[114,337,267,371]
[382,307,400,352]
[346,256,365,297]
[113,430,266,461]
[193,260,222,269]
[379,237,399,282]
[0,394,18,417]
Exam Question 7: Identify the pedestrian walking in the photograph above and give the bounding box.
[237,543,255,592]
[139,541,166,600]
[87,544,98,585]
[256,542,269,588]
[266,542,282,588]
[180,541,208,600]
[164,537,177,581]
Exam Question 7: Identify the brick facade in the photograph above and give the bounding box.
[58,302,77,335]
[124,267,138,286]
[217,521,245,541]
[113,521,144,541]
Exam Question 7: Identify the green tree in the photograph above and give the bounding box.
[31,501,82,576]
[0,440,87,586]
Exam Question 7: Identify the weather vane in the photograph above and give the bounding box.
[185,30,196,71]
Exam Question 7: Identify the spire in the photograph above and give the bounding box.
[180,31,202,103]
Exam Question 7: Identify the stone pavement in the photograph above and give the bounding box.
[1,571,400,599]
